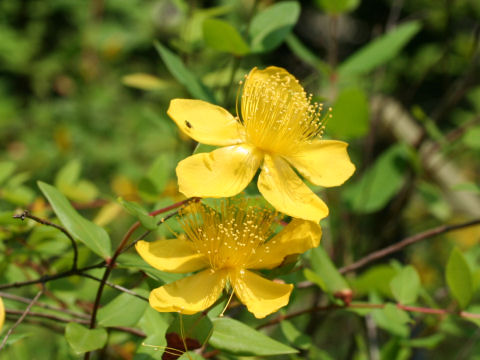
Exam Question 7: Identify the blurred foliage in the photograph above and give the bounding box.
[1,0,480,359]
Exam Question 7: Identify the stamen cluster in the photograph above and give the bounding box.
[239,71,330,155]
[179,199,276,270]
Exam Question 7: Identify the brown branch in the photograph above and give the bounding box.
[13,210,79,270]
[258,302,480,330]
[0,291,89,319]
[5,315,65,334]
[84,198,198,360]
[0,262,105,291]
[339,218,480,274]
[80,274,148,301]
[0,288,44,351]
[4,309,146,337]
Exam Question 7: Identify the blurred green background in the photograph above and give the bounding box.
[1,0,480,359]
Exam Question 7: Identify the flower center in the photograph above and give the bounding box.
[238,70,328,156]
[179,199,275,271]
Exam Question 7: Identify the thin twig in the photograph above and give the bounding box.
[80,274,148,301]
[0,262,105,291]
[13,210,79,270]
[0,288,44,351]
[122,208,187,254]
[4,309,146,337]
[0,291,89,319]
[258,302,480,330]
[339,218,480,274]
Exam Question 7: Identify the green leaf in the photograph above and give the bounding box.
[249,2,301,53]
[168,313,213,346]
[464,305,480,327]
[280,320,310,350]
[203,19,250,55]
[329,87,369,139]
[154,41,216,103]
[405,334,445,349]
[178,352,204,360]
[138,154,173,201]
[97,289,149,327]
[372,303,409,338]
[138,307,172,337]
[452,182,480,194]
[309,246,350,294]
[0,161,16,186]
[134,333,166,359]
[65,323,108,354]
[315,0,359,14]
[338,21,421,77]
[462,126,480,150]
[38,181,111,258]
[446,248,473,309]
[209,317,297,356]
[343,144,409,213]
[352,264,396,297]
[285,34,331,75]
[390,266,421,305]
[303,268,327,290]
[118,198,157,231]
[54,160,98,203]
[122,73,172,91]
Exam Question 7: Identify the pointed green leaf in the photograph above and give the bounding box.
[97,289,149,327]
[465,305,480,327]
[203,19,250,55]
[372,303,409,338]
[0,161,16,186]
[315,0,360,14]
[446,248,473,309]
[343,144,409,213]
[154,41,216,103]
[338,21,421,77]
[168,313,213,346]
[38,181,111,258]
[390,266,421,305]
[118,198,157,231]
[280,320,310,350]
[329,87,370,139]
[309,246,350,294]
[122,73,172,91]
[65,323,107,354]
[249,1,301,53]
[209,317,297,356]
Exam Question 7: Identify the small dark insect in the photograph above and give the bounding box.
[185,120,192,129]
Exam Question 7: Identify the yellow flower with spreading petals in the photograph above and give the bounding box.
[0,296,4,331]
[168,66,355,222]
[135,199,322,319]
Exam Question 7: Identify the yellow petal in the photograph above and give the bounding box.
[257,154,329,222]
[149,269,227,314]
[0,297,4,330]
[136,238,207,273]
[247,219,322,269]
[286,140,355,187]
[176,144,262,198]
[231,270,293,319]
[167,99,244,146]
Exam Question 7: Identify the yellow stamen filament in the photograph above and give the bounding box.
[219,290,236,317]
[239,70,327,155]
[179,199,276,271]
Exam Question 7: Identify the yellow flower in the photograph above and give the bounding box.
[168,66,355,222]
[0,296,4,331]
[135,199,322,319]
